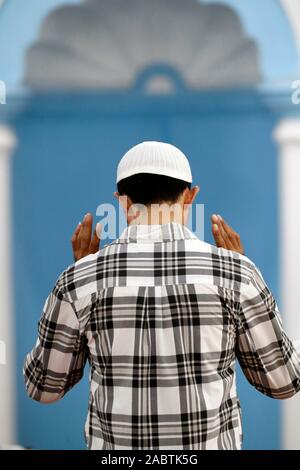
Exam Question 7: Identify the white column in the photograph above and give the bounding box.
[274,119,300,450]
[0,126,17,445]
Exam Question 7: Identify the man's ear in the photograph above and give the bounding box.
[114,192,134,213]
[184,186,200,205]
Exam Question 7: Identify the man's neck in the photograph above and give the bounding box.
[128,202,185,226]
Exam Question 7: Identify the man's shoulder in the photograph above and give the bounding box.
[55,247,110,302]
[187,238,255,288]
[56,238,256,302]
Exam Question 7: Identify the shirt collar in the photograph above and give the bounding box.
[116,223,198,243]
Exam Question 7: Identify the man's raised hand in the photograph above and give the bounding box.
[71,213,102,261]
[211,214,244,255]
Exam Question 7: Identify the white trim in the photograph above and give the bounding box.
[0,126,16,445]
[274,119,300,450]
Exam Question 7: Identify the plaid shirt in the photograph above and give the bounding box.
[24,223,300,450]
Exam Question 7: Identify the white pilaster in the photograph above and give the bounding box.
[0,126,17,445]
[274,119,300,450]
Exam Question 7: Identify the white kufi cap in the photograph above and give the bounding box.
[116,141,192,183]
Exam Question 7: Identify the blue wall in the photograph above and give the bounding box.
[12,88,282,449]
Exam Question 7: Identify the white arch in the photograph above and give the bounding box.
[24,0,261,90]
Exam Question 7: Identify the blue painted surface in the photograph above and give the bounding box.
[9,83,294,449]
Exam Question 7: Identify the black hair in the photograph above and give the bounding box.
[117,173,191,206]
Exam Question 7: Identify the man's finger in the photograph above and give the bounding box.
[218,216,236,241]
[218,216,243,251]
[216,217,234,249]
[71,223,81,251]
[80,213,93,250]
[211,214,234,250]
[89,223,101,253]
[214,214,244,255]
[212,223,226,249]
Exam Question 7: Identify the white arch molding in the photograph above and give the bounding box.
[0,125,17,445]
[274,119,300,450]
[24,0,261,90]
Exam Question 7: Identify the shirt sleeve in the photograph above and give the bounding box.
[235,265,300,399]
[23,282,88,403]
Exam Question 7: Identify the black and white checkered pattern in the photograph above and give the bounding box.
[24,223,300,449]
